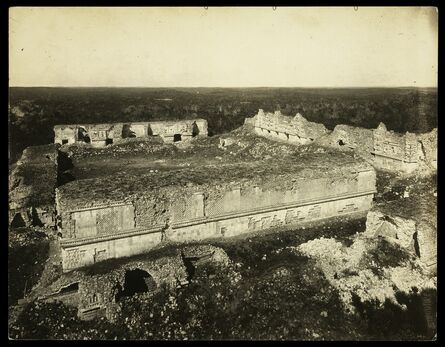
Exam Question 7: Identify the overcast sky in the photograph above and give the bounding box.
[9,7,438,88]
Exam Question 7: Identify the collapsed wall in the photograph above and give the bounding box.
[39,249,187,321]
[55,155,376,271]
[315,124,374,159]
[364,197,437,274]
[38,244,229,321]
[9,144,59,229]
[417,128,438,171]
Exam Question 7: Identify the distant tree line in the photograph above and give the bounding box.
[8,87,437,164]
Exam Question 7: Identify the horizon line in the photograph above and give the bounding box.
[8,85,438,89]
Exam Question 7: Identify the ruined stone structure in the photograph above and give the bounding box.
[39,245,228,320]
[249,109,329,144]
[316,124,374,156]
[9,144,59,229]
[365,199,437,275]
[372,123,420,174]
[54,119,208,147]
[55,158,376,272]
[247,110,437,174]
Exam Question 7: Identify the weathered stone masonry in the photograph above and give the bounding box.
[56,166,376,272]
[251,109,329,144]
[9,144,59,229]
[247,109,437,174]
[53,119,208,147]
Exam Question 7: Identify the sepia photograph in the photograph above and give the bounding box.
[8,6,437,340]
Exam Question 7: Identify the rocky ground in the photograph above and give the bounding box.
[8,228,50,308]
[8,210,436,340]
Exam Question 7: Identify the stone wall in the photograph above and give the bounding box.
[168,194,373,242]
[248,110,437,175]
[41,246,232,321]
[371,122,438,174]
[60,229,163,271]
[9,144,59,229]
[54,119,208,147]
[56,168,376,271]
[57,202,136,239]
[40,250,189,320]
[252,109,329,144]
[315,124,374,157]
[364,209,437,274]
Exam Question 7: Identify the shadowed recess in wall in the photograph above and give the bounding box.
[10,213,27,228]
[115,269,156,302]
[57,150,75,186]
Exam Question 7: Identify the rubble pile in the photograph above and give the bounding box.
[294,233,435,313]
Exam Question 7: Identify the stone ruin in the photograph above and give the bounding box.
[9,110,437,323]
[364,200,437,275]
[9,144,59,229]
[249,109,329,144]
[55,158,376,272]
[246,109,437,175]
[36,245,229,321]
[53,119,208,147]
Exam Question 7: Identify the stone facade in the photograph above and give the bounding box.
[56,168,376,272]
[372,123,420,173]
[40,245,227,320]
[247,110,437,175]
[250,109,329,144]
[53,119,208,147]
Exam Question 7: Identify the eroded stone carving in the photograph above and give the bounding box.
[247,109,437,175]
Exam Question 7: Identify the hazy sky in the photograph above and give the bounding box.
[9,7,438,87]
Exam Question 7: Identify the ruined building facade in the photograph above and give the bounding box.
[250,109,329,144]
[247,110,437,174]
[371,122,434,173]
[54,119,208,147]
[56,166,376,272]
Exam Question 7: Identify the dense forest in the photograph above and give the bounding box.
[8,87,437,163]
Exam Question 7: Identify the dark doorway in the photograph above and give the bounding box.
[115,269,156,301]
[78,128,91,143]
[173,134,182,142]
[181,252,198,282]
[192,122,200,137]
[31,207,44,227]
[11,213,26,228]
[105,138,113,146]
[62,139,68,145]
[122,124,136,138]
[57,151,75,186]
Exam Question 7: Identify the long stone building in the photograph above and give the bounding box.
[55,156,376,272]
[54,119,208,147]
